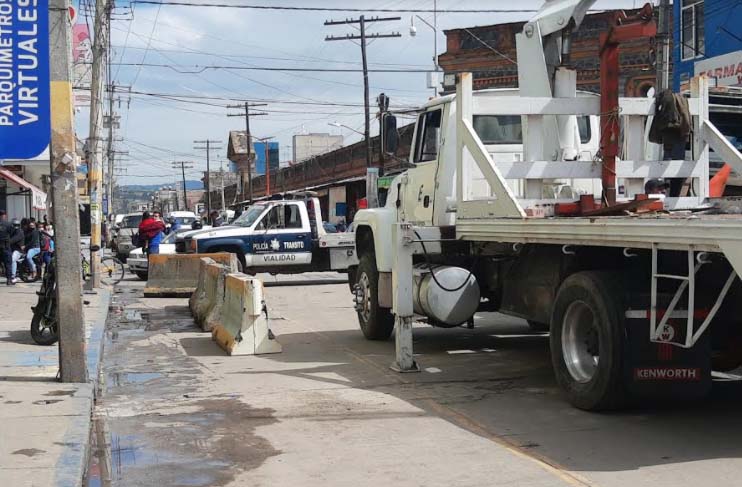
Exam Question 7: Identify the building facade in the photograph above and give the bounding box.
[438,8,662,97]
[673,0,742,90]
[293,133,343,163]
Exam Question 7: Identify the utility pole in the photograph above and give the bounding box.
[325,16,400,208]
[656,0,671,92]
[86,0,110,289]
[50,0,86,382]
[219,162,226,211]
[193,140,222,216]
[172,161,194,211]
[227,103,267,203]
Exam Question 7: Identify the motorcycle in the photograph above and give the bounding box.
[30,258,58,345]
[16,251,42,283]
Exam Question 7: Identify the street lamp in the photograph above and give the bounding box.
[328,122,364,136]
[409,2,438,95]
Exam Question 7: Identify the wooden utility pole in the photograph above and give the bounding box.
[50,0,86,382]
[194,140,222,216]
[324,16,400,208]
[172,161,194,211]
[86,0,110,289]
[227,103,267,203]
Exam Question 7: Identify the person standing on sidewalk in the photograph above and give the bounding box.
[24,222,42,280]
[39,223,54,276]
[9,219,24,284]
[0,211,13,285]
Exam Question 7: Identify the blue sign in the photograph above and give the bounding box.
[0,0,50,159]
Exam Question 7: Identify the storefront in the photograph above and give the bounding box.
[0,168,47,220]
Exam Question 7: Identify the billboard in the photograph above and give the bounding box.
[71,7,92,106]
[0,0,51,159]
[695,51,742,88]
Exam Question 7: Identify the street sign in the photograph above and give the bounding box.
[0,0,51,159]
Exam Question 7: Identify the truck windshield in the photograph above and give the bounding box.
[473,115,591,144]
[232,205,267,227]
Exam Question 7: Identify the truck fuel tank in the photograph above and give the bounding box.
[412,264,480,327]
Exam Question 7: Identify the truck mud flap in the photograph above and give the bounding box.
[623,307,712,400]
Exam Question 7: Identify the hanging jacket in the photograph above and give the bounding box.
[648,89,691,146]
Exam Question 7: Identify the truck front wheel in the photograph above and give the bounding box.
[550,271,626,411]
[355,253,394,340]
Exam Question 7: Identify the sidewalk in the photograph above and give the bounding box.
[0,280,110,487]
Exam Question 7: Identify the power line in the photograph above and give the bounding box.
[130,1,539,13]
[102,61,435,73]
[109,44,431,68]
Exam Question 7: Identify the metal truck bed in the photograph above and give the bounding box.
[457,212,742,253]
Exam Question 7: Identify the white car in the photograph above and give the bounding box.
[127,227,210,280]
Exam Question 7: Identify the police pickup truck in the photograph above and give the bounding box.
[178,194,357,274]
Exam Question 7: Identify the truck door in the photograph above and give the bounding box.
[249,202,313,267]
[403,107,442,225]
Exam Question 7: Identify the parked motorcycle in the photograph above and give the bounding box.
[30,259,58,345]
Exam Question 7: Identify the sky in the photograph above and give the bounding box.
[74,0,645,186]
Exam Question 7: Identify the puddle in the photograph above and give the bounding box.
[108,372,163,387]
[44,390,76,397]
[13,448,46,457]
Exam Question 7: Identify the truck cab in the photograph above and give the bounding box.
[353,88,600,277]
[181,194,355,274]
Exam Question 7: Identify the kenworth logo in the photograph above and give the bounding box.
[634,367,701,381]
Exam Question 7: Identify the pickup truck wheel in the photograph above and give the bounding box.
[527,320,550,332]
[356,253,394,340]
[550,271,626,411]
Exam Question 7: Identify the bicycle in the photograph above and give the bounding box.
[81,249,125,286]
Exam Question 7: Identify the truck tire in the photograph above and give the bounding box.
[550,271,626,411]
[527,320,549,332]
[356,253,394,340]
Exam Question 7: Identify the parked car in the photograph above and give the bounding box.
[127,226,211,280]
[112,213,142,262]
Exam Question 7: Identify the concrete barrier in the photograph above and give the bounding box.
[189,257,216,324]
[144,253,238,297]
[190,260,231,332]
[211,274,282,356]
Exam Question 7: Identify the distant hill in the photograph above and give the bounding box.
[121,180,203,191]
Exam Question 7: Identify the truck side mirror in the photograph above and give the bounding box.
[382,113,399,155]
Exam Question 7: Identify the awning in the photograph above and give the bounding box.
[0,168,47,210]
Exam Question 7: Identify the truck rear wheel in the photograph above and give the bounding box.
[355,253,394,340]
[550,271,626,411]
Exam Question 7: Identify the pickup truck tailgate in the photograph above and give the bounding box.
[319,233,358,270]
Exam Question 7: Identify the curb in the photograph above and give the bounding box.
[53,287,111,487]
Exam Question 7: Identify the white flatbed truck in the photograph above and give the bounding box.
[349,0,742,410]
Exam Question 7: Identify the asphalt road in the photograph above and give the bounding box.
[87,273,742,487]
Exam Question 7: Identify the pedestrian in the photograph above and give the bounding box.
[0,210,13,285]
[40,224,54,275]
[138,211,165,255]
[210,210,224,227]
[645,179,670,195]
[9,219,24,284]
[169,216,180,234]
[24,221,42,279]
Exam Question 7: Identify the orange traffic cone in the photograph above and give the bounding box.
[710,164,731,197]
